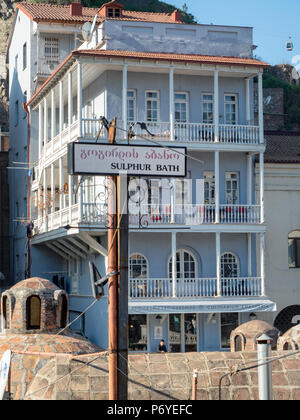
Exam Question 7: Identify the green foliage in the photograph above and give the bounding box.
[29,0,197,23]
[263,71,300,130]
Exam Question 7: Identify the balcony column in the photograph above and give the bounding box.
[77,62,82,138]
[122,63,127,139]
[259,152,264,223]
[216,232,221,297]
[78,176,83,222]
[43,167,48,231]
[214,70,219,143]
[51,89,55,152]
[51,163,55,229]
[59,157,63,225]
[245,77,251,125]
[215,151,220,223]
[247,153,253,205]
[258,72,264,144]
[59,80,63,146]
[171,232,177,297]
[38,103,42,161]
[68,71,73,141]
[260,233,265,296]
[248,233,252,277]
[169,66,175,141]
[43,97,47,159]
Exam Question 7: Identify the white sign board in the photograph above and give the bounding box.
[0,350,11,400]
[68,143,186,177]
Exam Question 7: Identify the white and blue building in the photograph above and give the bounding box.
[8,1,276,352]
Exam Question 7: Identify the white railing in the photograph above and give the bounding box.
[219,124,260,144]
[129,277,262,299]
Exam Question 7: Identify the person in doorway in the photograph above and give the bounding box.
[158,339,168,353]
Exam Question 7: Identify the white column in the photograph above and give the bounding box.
[259,152,264,223]
[215,151,220,223]
[51,89,55,153]
[68,174,73,224]
[43,97,47,159]
[38,103,42,161]
[122,64,127,138]
[59,80,63,145]
[245,77,251,125]
[170,179,175,223]
[78,176,83,222]
[169,66,175,141]
[258,72,264,144]
[172,232,177,298]
[68,71,73,141]
[247,153,253,205]
[77,62,82,138]
[247,233,252,277]
[214,70,219,143]
[43,167,48,231]
[260,233,265,296]
[59,157,63,225]
[51,163,55,228]
[216,232,221,296]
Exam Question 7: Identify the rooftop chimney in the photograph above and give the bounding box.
[171,9,182,23]
[70,2,82,17]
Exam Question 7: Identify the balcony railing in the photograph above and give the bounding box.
[129,277,262,299]
[33,202,262,235]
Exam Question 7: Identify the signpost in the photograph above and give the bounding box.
[67,129,187,400]
[0,350,11,400]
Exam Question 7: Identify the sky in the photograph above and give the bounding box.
[170,0,300,66]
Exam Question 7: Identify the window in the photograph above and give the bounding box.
[168,249,197,279]
[288,231,300,268]
[128,314,147,351]
[224,94,238,125]
[221,253,240,278]
[226,172,239,204]
[14,100,19,127]
[26,296,41,330]
[44,38,59,63]
[169,314,181,352]
[145,91,159,122]
[175,92,189,122]
[185,314,197,352]
[23,91,27,119]
[23,42,27,70]
[204,171,215,204]
[221,313,239,349]
[107,7,121,18]
[129,254,148,279]
[202,93,214,124]
[127,90,136,122]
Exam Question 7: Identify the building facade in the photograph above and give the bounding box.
[9,1,275,352]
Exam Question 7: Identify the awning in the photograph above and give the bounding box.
[129,298,277,314]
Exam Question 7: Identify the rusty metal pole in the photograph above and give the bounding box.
[192,369,198,400]
[108,118,118,400]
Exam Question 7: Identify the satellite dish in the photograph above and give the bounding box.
[264,96,272,106]
[82,21,92,42]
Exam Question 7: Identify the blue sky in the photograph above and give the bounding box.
[170,0,300,66]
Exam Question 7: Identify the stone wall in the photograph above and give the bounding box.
[23,351,300,400]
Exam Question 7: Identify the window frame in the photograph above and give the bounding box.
[204,171,215,205]
[288,232,300,268]
[220,312,239,349]
[127,89,137,122]
[129,253,149,279]
[174,91,189,123]
[145,90,160,123]
[202,92,214,124]
[224,93,238,125]
[221,252,240,278]
[225,171,240,205]
[44,37,59,63]
[23,42,27,70]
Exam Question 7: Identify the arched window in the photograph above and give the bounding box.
[221,252,240,278]
[2,296,8,329]
[129,254,148,279]
[26,296,41,330]
[168,249,197,279]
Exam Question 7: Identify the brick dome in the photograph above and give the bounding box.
[1,278,69,334]
[277,324,300,351]
[230,320,279,352]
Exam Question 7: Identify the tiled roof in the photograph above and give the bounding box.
[75,49,269,68]
[264,131,300,163]
[16,2,181,24]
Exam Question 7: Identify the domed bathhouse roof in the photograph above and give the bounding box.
[277,324,300,351]
[230,320,279,352]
